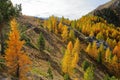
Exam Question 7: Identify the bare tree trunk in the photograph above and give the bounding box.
[0,23,4,55]
[0,31,4,55]
[16,64,20,80]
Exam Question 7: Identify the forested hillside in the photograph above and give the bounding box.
[89,0,120,26]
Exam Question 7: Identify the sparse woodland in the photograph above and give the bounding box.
[0,0,120,80]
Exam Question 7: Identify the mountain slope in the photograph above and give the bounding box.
[0,14,119,79]
[16,15,110,80]
[11,14,119,79]
[89,0,120,26]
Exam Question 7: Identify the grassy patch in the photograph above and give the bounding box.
[46,46,52,52]
[21,33,38,49]
[31,67,48,77]
[19,25,28,33]
[0,57,6,71]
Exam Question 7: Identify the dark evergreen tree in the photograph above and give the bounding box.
[38,32,45,51]
[97,52,102,63]
[63,73,70,80]
[47,67,53,80]
[0,0,21,54]
[82,60,90,71]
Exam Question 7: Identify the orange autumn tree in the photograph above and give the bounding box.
[113,42,120,59]
[5,18,31,80]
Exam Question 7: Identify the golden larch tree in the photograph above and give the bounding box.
[50,16,57,33]
[113,42,120,59]
[43,20,48,29]
[92,41,98,59]
[72,38,80,55]
[71,38,80,69]
[67,41,73,53]
[61,25,68,42]
[106,38,113,48]
[62,41,73,74]
[112,55,118,64]
[58,22,63,34]
[71,52,79,69]
[112,39,117,48]
[98,43,105,62]
[62,40,80,76]
[86,43,92,54]
[69,30,75,41]
[5,19,31,80]
[47,19,52,32]
[111,55,119,75]
[105,48,111,62]
[98,43,104,53]
[89,31,94,37]
[96,32,104,40]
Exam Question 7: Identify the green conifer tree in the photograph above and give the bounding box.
[38,33,45,51]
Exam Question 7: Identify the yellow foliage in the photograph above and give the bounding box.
[74,78,79,80]
[105,48,111,62]
[113,43,120,58]
[58,22,63,34]
[67,41,73,53]
[72,38,80,55]
[98,43,104,53]
[112,55,118,64]
[62,41,73,74]
[62,40,80,75]
[86,41,98,59]
[112,39,117,48]
[96,32,104,40]
[5,18,31,80]
[86,43,92,53]
[62,50,72,74]
[61,26,68,42]
[92,41,98,58]
[89,31,94,37]
[71,52,79,68]
[69,30,75,41]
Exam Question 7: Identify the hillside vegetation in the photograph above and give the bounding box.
[0,0,120,80]
[89,0,120,26]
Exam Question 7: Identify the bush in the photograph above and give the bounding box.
[19,25,28,33]
[37,32,45,51]
[63,74,70,80]
[0,57,6,70]
[104,74,118,80]
[47,67,53,80]
[21,33,30,43]
[82,60,90,71]
[97,52,102,63]
[84,66,94,80]
[21,33,37,49]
